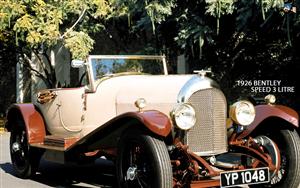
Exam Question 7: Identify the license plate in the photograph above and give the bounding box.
[220,167,270,187]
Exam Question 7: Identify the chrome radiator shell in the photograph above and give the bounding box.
[177,75,228,156]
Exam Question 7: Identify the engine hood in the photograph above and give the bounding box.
[111,74,193,115]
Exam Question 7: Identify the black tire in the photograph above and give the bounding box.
[116,130,172,188]
[264,129,300,188]
[10,119,42,178]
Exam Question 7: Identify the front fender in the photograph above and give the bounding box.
[92,110,172,138]
[6,104,46,144]
[67,110,171,152]
[127,110,172,137]
[237,105,299,139]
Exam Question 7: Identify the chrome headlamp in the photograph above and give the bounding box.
[229,100,256,126]
[172,103,196,130]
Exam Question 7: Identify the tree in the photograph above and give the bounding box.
[205,0,235,35]
[0,39,17,114]
[0,0,111,88]
[114,0,299,108]
[1,0,299,108]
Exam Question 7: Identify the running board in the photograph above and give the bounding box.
[30,142,66,164]
[44,135,79,149]
[30,135,79,150]
[30,143,65,151]
[30,135,80,164]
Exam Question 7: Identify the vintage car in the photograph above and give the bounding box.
[5,55,300,188]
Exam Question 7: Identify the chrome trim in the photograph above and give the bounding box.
[88,55,168,75]
[214,160,239,169]
[177,75,220,103]
[186,88,227,156]
[177,75,227,156]
[193,149,227,156]
[88,55,166,60]
[162,57,168,75]
[86,56,96,92]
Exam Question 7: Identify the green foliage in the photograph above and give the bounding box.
[205,0,236,17]
[111,0,175,33]
[90,0,112,18]
[205,0,235,35]
[255,0,284,20]
[168,0,299,59]
[257,0,284,12]
[1,0,299,92]
[174,14,212,58]
[0,0,112,87]
[0,0,111,59]
[145,0,176,33]
[0,1,25,30]
[65,31,95,60]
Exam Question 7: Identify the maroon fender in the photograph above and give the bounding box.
[66,110,172,152]
[6,104,46,144]
[92,110,172,137]
[125,110,172,137]
[237,104,299,139]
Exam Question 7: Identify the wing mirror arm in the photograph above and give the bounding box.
[71,60,86,68]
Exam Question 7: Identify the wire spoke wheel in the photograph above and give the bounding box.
[267,129,300,187]
[117,130,172,188]
[9,120,42,178]
[123,142,152,187]
[250,129,300,188]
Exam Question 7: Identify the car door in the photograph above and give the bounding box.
[35,87,85,137]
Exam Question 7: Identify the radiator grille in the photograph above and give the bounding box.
[187,88,227,155]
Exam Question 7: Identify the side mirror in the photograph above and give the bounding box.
[71,60,85,68]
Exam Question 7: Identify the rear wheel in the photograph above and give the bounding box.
[116,130,172,188]
[10,120,42,178]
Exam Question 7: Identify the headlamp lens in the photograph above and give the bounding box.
[173,103,196,130]
[230,100,256,126]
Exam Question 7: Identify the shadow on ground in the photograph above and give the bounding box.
[0,158,117,188]
[0,162,14,174]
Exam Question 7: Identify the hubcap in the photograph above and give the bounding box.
[126,166,137,181]
[11,130,28,168]
[12,142,21,152]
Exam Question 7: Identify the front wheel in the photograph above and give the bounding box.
[116,130,172,188]
[261,129,300,188]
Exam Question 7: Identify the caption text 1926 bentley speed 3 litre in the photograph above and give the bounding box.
[5,55,300,188]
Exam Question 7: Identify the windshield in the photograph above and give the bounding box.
[88,55,167,82]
